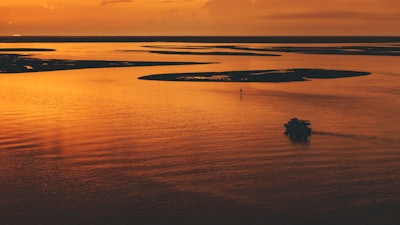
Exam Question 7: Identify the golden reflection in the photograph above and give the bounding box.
[1,42,400,225]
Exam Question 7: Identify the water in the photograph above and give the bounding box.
[0,41,399,225]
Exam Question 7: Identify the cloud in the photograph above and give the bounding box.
[159,0,195,3]
[203,0,254,10]
[202,0,400,22]
[41,3,60,10]
[259,11,400,20]
[101,0,133,6]
[202,0,400,13]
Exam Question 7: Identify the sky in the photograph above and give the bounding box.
[0,0,399,36]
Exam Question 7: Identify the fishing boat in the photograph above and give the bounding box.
[284,118,312,139]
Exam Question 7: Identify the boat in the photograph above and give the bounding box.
[284,118,312,140]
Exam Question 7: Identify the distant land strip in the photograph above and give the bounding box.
[0,54,211,73]
[121,49,280,56]
[1,36,400,43]
[138,69,371,82]
[212,45,400,56]
[0,48,56,52]
[141,44,400,56]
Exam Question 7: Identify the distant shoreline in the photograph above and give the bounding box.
[0,48,55,52]
[1,36,400,43]
[0,53,210,73]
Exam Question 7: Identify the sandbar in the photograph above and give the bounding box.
[0,53,211,73]
[138,69,371,82]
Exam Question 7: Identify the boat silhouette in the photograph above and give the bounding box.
[284,118,312,142]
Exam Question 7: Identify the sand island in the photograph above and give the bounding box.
[0,50,211,73]
[138,69,371,82]
[140,44,400,57]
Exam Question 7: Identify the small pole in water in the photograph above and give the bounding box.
[240,88,243,100]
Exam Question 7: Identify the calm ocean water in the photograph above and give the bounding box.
[0,41,399,225]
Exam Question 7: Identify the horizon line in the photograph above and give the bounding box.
[1,36,399,43]
[2,35,400,37]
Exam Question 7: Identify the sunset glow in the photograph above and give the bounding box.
[1,0,399,36]
[1,0,400,222]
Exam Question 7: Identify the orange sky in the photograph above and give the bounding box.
[1,0,399,36]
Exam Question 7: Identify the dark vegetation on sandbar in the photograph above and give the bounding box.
[0,54,211,73]
[142,45,212,50]
[138,69,371,82]
[0,48,56,52]
[121,49,280,56]
[213,45,400,56]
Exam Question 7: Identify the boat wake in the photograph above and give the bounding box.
[312,131,400,144]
